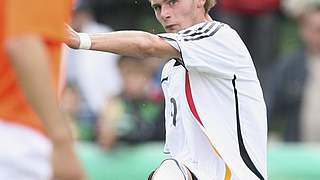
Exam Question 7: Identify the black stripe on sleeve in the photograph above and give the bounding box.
[183,23,224,42]
[184,23,215,38]
[181,22,209,35]
[232,75,265,180]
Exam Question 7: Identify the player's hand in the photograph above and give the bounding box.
[96,120,117,151]
[51,143,86,180]
[64,24,80,49]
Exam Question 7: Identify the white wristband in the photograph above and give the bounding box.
[78,33,92,50]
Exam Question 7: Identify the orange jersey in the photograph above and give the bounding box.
[0,0,72,134]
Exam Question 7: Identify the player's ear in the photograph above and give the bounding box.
[196,0,206,9]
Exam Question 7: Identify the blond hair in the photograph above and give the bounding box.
[204,0,216,13]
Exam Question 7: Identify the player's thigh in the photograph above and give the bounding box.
[0,121,52,180]
[149,158,193,180]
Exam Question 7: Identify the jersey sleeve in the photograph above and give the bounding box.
[157,33,180,51]
[158,22,251,79]
[5,0,72,42]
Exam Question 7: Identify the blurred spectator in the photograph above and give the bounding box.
[97,56,165,150]
[268,0,320,142]
[214,0,280,90]
[63,0,122,135]
[60,83,93,141]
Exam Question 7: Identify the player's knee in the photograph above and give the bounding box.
[149,159,189,180]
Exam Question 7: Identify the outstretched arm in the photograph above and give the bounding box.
[65,25,180,60]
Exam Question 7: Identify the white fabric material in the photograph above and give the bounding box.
[0,121,52,180]
[152,159,189,180]
[63,22,122,114]
[78,33,92,50]
[159,21,267,180]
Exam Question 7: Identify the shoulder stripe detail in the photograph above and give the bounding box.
[232,75,265,180]
[184,23,216,38]
[183,23,224,42]
[181,22,209,36]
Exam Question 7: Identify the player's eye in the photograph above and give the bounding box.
[168,0,177,6]
[153,5,161,11]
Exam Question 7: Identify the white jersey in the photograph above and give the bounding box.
[158,21,267,180]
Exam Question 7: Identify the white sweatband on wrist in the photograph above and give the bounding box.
[78,33,92,50]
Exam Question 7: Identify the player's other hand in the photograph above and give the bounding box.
[96,123,117,151]
[51,143,86,180]
[64,24,80,49]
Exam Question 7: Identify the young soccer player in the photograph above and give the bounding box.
[66,0,268,179]
[0,0,84,179]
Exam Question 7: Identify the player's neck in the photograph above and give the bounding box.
[193,13,213,26]
[205,14,213,21]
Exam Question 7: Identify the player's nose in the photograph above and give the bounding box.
[160,7,171,20]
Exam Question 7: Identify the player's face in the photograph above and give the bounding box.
[300,10,320,54]
[150,0,206,32]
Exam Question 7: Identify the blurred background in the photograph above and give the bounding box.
[60,0,320,179]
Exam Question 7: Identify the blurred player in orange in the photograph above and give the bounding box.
[0,0,85,179]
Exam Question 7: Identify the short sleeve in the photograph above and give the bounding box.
[5,0,72,42]
[158,33,180,51]
[159,22,251,79]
